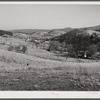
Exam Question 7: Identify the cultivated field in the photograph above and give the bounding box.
[0,36,100,90]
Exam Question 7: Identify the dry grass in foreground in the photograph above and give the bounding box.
[0,49,100,90]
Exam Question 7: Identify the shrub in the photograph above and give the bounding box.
[21,45,28,54]
[7,45,27,54]
[7,46,14,51]
[15,45,27,54]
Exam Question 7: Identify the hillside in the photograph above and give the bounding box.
[12,27,72,33]
[83,25,100,32]
[12,25,100,40]
[0,48,100,90]
[12,27,72,40]
[0,30,13,36]
[12,29,50,34]
[44,27,72,39]
[51,25,100,41]
[1,25,100,90]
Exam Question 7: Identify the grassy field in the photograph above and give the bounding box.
[0,49,100,90]
[0,36,100,90]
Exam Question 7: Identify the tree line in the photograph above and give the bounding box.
[48,29,100,59]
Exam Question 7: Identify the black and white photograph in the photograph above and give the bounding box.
[0,2,100,92]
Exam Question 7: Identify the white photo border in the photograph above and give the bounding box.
[0,1,100,99]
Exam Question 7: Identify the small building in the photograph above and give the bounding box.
[77,51,91,58]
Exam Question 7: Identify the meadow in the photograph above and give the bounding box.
[0,36,100,90]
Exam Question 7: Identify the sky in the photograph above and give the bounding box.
[0,4,100,30]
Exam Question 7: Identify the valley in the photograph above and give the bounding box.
[0,25,100,90]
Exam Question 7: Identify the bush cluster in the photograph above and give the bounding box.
[8,45,27,54]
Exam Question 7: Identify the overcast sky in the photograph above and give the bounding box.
[0,4,100,30]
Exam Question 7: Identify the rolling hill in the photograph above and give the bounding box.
[83,25,100,32]
[1,25,100,90]
[11,29,50,34]
[0,30,13,36]
[11,25,100,40]
[11,27,72,39]
[51,25,100,41]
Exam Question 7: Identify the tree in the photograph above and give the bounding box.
[67,44,76,57]
[57,29,100,58]
[64,31,99,58]
[97,42,100,51]
[48,41,60,51]
[66,33,91,57]
[88,45,98,57]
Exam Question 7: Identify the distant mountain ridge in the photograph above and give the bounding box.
[0,24,100,40]
[11,24,100,33]
[11,29,50,34]
[11,27,72,39]
[11,27,72,34]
